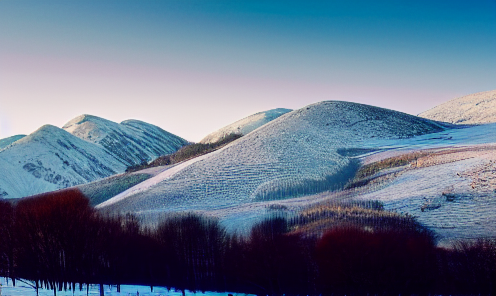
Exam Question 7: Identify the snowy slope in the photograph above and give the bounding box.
[208,123,496,235]
[63,115,188,166]
[349,129,496,242]
[0,135,26,150]
[419,89,496,124]
[0,277,230,296]
[199,108,292,144]
[98,101,448,216]
[0,125,127,199]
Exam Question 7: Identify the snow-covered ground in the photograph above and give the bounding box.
[199,108,291,144]
[351,142,496,242]
[98,101,448,220]
[0,278,237,296]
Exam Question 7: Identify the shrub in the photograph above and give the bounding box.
[436,239,496,294]
[316,226,437,294]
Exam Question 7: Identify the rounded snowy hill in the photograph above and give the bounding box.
[0,125,127,199]
[63,115,188,166]
[419,89,496,124]
[199,108,292,144]
[98,101,448,217]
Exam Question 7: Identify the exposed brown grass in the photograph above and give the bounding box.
[290,200,428,239]
[356,151,429,179]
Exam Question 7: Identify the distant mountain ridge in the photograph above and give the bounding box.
[63,115,188,166]
[200,108,292,144]
[419,89,496,124]
[0,134,26,150]
[0,115,187,199]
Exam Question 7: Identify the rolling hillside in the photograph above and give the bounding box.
[98,101,448,218]
[419,89,496,124]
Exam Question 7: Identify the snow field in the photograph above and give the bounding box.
[0,278,238,296]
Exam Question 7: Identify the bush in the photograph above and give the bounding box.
[436,239,496,294]
[316,226,437,294]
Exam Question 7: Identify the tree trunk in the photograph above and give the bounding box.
[99,283,104,296]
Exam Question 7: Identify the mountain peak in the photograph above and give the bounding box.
[62,114,111,130]
[30,124,67,138]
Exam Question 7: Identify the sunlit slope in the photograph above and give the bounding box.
[200,108,292,144]
[419,89,496,124]
[63,115,188,166]
[98,101,447,214]
[0,125,126,199]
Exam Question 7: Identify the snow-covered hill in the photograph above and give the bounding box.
[0,125,127,199]
[0,135,26,150]
[199,108,292,144]
[98,101,448,217]
[419,89,496,124]
[63,115,188,166]
[0,115,187,199]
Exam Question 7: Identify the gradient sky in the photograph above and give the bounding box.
[1,0,495,142]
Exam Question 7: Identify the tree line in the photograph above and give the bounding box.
[0,189,495,295]
[126,133,243,172]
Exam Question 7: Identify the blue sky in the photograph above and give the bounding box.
[1,0,495,141]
